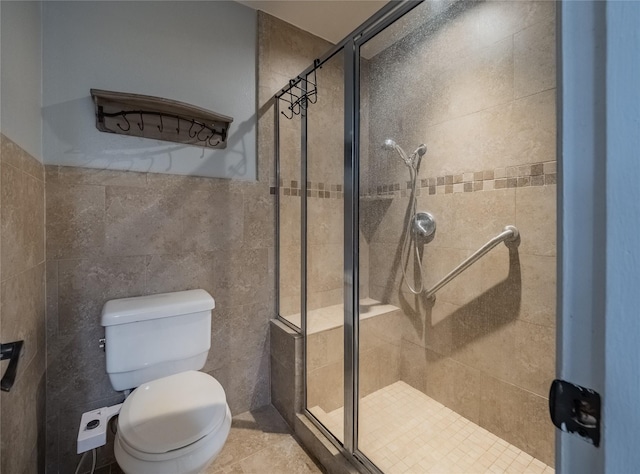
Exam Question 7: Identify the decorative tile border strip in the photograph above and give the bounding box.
[274,179,344,199]
[362,160,557,198]
[271,161,557,198]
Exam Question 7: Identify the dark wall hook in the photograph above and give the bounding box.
[188,120,197,138]
[278,58,320,120]
[116,115,131,132]
[0,340,24,392]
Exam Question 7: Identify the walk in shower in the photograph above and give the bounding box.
[276,1,557,472]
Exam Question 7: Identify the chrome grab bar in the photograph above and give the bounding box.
[425,225,519,299]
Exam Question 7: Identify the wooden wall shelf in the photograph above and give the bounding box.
[90,89,233,149]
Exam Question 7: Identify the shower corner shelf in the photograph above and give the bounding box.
[90,89,233,149]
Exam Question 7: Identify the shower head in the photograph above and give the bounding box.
[383,138,397,150]
[382,138,410,164]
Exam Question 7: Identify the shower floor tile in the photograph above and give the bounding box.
[313,381,554,474]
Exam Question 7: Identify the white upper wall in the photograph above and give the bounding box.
[42,1,257,180]
[1,1,43,161]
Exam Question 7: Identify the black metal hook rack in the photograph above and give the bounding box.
[279,59,320,120]
[98,109,227,149]
[91,89,234,150]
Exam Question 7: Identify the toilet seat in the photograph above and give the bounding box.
[115,406,231,473]
[118,370,229,456]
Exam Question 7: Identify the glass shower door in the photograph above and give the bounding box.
[356,1,557,472]
[305,49,346,444]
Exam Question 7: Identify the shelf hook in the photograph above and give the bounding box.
[196,124,210,142]
[116,114,131,132]
[188,120,197,138]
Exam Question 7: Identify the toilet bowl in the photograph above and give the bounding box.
[100,290,230,474]
[114,371,231,474]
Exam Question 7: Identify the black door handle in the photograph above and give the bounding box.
[0,340,24,392]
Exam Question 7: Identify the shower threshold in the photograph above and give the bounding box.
[312,382,554,474]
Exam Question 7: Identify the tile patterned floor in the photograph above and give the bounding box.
[315,382,554,474]
[206,405,322,473]
[99,406,322,474]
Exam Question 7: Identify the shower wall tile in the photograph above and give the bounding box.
[368,242,402,291]
[424,351,484,425]
[443,36,514,121]
[514,18,556,98]
[420,88,556,178]
[306,288,343,313]
[479,374,554,465]
[511,320,555,396]
[365,2,557,465]
[307,199,343,245]
[516,184,557,256]
[518,253,556,328]
[307,244,343,293]
[263,13,345,320]
[279,196,301,245]
[400,340,428,393]
[307,359,344,412]
[0,135,46,474]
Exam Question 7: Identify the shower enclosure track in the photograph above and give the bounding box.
[425,225,519,299]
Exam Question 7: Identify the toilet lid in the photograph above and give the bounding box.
[118,371,228,454]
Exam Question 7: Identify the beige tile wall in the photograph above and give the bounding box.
[307,310,403,415]
[306,49,347,312]
[265,13,328,318]
[267,14,356,319]
[44,166,275,472]
[270,320,304,428]
[363,1,556,465]
[0,134,46,473]
[268,13,371,320]
[44,11,335,473]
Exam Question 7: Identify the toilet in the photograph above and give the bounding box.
[101,289,231,474]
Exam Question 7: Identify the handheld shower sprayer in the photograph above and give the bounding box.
[382,139,426,169]
[383,138,410,166]
[414,144,427,157]
[381,138,436,294]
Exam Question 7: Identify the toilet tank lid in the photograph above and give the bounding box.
[101,289,215,327]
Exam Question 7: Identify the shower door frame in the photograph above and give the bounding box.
[277,1,579,473]
[274,2,427,472]
[343,3,428,471]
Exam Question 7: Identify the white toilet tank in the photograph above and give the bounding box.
[101,289,215,391]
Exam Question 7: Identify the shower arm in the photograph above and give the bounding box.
[425,226,520,299]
